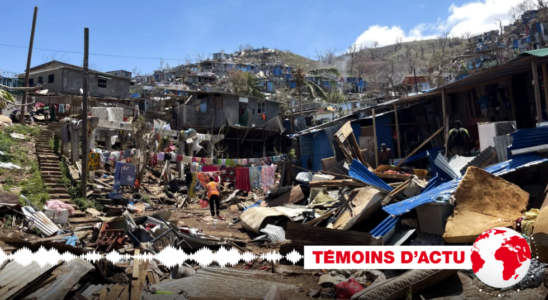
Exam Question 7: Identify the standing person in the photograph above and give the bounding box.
[447,120,470,157]
[378,143,394,166]
[49,101,56,123]
[206,177,223,220]
[44,103,50,124]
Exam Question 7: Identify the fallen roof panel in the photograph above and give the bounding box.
[349,159,394,192]
[384,154,547,216]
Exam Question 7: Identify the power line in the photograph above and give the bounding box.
[0,43,186,61]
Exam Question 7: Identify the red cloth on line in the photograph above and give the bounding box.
[235,167,251,192]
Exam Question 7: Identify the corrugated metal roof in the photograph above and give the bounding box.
[460,146,497,173]
[384,154,547,216]
[0,261,58,299]
[370,216,399,237]
[494,135,513,162]
[434,153,460,179]
[22,206,59,237]
[517,48,548,58]
[508,126,548,156]
[349,159,393,192]
[448,155,475,175]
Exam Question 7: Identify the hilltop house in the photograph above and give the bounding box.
[20,61,131,98]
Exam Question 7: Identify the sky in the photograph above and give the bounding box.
[0,0,523,77]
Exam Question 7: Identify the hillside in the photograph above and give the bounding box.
[330,38,468,90]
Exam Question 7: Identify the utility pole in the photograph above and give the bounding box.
[413,68,418,92]
[81,28,89,198]
[21,7,38,124]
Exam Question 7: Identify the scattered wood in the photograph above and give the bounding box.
[382,178,412,206]
[396,126,444,167]
[74,292,91,300]
[146,272,156,284]
[308,179,365,188]
[105,284,125,300]
[130,260,149,300]
[22,259,95,300]
[85,208,101,217]
[98,287,108,300]
[132,249,140,280]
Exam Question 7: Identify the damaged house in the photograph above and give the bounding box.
[173,91,287,158]
[20,60,131,98]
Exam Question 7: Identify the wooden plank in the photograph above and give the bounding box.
[372,108,378,168]
[118,286,129,300]
[68,217,100,223]
[334,121,353,143]
[132,249,140,280]
[23,259,95,300]
[99,287,108,300]
[305,207,341,226]
[152,273,160,285]
[74,292,91,300]
[396,126,444,167]
[442,89,448,157]
[146,272,155,284]
[105,284,125,300]
[85,208,101,217]
[308,180,366,188]
[394,104,401,158]
[533,59,543,124]
[349,132,367,166]
[130,260,149,300]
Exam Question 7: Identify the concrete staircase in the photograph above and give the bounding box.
[35,123,90,223]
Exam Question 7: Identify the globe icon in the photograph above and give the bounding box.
[471,227,531,288]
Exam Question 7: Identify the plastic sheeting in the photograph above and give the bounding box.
[384,154,547,216]
[349,159,393,192]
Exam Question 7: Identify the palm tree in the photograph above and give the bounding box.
[294,66,341,115]
[246,72,265,98]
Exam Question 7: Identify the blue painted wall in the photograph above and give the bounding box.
[375,113,394,151]
[300,123,361,171]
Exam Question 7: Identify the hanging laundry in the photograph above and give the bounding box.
[220,166,236,183]
[113,162,123,190]
[58,104,65,113]
[157,152,165,161]
[101,151,110,163]
[176,155,183,162]
[195,171,222,187]
[261,165,277,194]
[109,152,121,161]
[249,167,262,190]
[120,163,136,187]
[87,153,101,171]
[236,167,251,192]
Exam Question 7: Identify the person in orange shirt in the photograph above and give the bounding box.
[206,177,223,219]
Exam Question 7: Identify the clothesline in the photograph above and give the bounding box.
[150,152,286,166]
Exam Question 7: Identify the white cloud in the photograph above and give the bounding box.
[353,0,522,48]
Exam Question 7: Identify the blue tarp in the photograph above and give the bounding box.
[349,159,394,192]
[384,154,547,216]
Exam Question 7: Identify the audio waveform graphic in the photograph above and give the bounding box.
[0,246,304,268]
